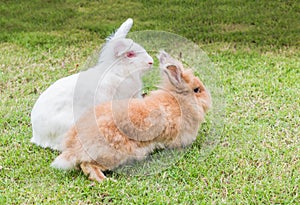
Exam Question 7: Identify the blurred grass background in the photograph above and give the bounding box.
[1,0,299,49]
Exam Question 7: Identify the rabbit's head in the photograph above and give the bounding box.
[158,51,212,113]
[97,18,153,75]
[99,38,153,74]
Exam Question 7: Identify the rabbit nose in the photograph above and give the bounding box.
[148,62,153,65]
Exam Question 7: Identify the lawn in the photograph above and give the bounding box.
[1,0,299,204]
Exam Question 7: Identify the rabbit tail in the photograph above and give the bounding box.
[51,152,78,170]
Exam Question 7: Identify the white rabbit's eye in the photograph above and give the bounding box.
[193,87,200,93]
[126,51,136,58]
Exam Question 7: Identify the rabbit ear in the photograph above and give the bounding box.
[157,50,171,65]
[113,39,132,57]
[158,51,186,88]
[163,65,183,87]
[106,18,133,41]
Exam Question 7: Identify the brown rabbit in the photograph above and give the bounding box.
[51,51,212,182]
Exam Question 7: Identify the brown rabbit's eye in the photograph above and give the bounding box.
[193,87,200,93]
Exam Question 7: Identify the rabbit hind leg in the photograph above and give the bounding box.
[80,162,106,182]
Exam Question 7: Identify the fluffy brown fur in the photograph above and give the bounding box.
[51,51,212,182]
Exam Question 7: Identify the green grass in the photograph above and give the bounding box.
[1,0,299,204]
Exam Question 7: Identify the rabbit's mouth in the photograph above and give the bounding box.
[141,62,153,71]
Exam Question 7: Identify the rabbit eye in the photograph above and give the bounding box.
[126,51,136,58]
[193,87,200,93]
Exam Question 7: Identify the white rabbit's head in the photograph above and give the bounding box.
[99,38,153,74]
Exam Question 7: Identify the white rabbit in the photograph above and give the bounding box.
[30,18,153,151]
[51,51,212,182]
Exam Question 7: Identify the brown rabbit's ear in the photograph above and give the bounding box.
[157,50,171,65]
[164,65,183,87]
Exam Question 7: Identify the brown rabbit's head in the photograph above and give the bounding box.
[158,51,212,113]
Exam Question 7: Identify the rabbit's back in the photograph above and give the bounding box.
[31,74,79,150]
[61,90,193,171]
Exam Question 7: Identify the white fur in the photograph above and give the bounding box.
[31,19,153,151]
[105,18,133,41]
[51,154,77,170]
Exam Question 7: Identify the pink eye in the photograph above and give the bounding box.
[126,51,136,58]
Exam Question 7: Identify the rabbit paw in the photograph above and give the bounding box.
[80,162,106,182]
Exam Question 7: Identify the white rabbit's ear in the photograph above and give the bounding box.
[106,18,133,41]
[113,39,131,57]
[164,65,183,87]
